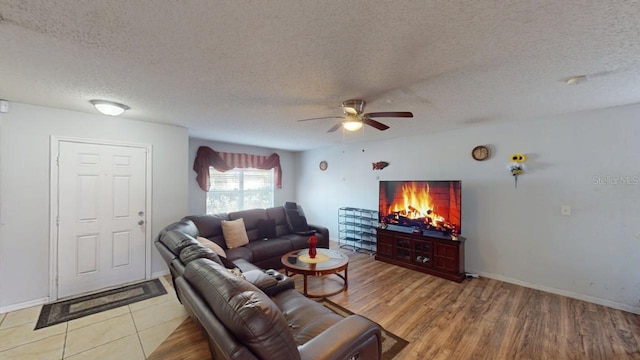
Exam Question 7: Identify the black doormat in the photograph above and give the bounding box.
[318,298,409,359]
[35,278,167,330]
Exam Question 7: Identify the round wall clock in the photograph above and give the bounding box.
[472,145,490,161]
[319,160,328,171]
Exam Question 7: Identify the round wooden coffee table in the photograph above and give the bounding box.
[281,248,348,298]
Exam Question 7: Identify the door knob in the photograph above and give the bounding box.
[138,220,145,225]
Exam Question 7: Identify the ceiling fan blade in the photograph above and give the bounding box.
[363,118,389,131]
[365,111,413,118]
[327,122,343,133]
[297,116,343,122]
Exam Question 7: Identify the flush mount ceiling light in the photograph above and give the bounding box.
[343,115,363,131]
[565,75,589,85]
[90,100,130,116]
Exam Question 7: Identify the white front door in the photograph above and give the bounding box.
[57,141,147,298]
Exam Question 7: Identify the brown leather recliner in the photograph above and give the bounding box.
[176,258,383,360]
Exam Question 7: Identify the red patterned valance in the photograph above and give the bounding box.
[193,146,282,191]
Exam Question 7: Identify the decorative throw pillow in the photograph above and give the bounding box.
[257,218,277,239]
[196,236,227,258]
[221,218,249,249]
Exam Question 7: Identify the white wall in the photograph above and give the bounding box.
[295,104,640,314]
[187,138,297,215]
[0,103,188,311]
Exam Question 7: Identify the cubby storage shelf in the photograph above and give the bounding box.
[338,207,378,255]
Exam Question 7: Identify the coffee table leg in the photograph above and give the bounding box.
[303,274,308,296]
[344,265,348,290]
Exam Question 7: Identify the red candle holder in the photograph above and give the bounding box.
[308,235,317,258]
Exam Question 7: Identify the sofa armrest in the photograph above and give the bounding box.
[263,269,296,296]
[244,269,295,297]
[307,224,330,248]
[298,315,382,360]
[243,270,278,288]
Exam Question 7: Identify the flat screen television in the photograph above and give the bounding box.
[379,180,461,237]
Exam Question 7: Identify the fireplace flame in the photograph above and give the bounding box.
[388,182,445,226]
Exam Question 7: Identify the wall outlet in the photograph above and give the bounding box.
[561,205,571,216]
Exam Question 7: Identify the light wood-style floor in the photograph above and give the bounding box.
[152,248,640,360]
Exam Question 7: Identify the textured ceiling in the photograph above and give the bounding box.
[1,1,639,151]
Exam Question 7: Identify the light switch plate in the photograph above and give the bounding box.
[0,100,8,113]
[561,205,571,216]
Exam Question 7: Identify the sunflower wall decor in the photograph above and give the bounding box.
[507,153,527,188]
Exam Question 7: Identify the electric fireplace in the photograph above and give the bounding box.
[378,180,461,237]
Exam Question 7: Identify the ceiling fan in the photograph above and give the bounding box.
[297,99,413,133]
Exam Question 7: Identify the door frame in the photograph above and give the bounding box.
[49,136,153,301]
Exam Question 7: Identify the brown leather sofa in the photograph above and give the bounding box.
[156,217,296,298]
[177,258,383,360]
[155,205,330,288]
[183,205,330,270]
[155,206,383,359]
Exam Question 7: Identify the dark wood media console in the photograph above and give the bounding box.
[375,228,465,282]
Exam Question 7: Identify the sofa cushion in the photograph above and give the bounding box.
[257,219,277,239]
[278,233,314,250]
[185,259,300,360]
[159,230,200,256]
[228,209,268,241]
[266,207,290,236]
[272,288,343,345]
[222,218,250,249]
[197,236,227,258]
[182,214,227,238]
[284,202,314,234]
[225,246,254,263]
[244,239,293,263]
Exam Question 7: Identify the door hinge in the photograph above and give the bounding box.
[56,156,60,166]
[56,216,59,226]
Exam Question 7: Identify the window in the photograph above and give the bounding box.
[206,168,274,214]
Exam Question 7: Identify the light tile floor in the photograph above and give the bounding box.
[0,276,186,360]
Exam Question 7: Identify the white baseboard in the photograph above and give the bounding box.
[0,297,49,314]
[151,269,170,279]
[472,270,640,315]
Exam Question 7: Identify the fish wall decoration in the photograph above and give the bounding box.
[372,161,389,170]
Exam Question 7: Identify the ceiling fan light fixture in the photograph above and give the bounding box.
[343,106,358,115]
[341,99,365,115]
[90,100,130,116]
[297,98,410,133]
[343,117,363,131]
